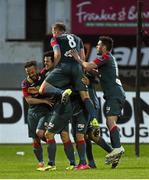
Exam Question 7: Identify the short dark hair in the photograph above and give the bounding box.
[44,50,54,62]
[99,36,113,51]
[52,22,66,32]
[24,60,37,69]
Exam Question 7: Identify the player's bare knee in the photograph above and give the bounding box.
[79,91,90,101]
[36,129,44,139]
[107,116,118,126]
[76,133,84,141]
[32,138,41,148]
[60,131,70,143]
[45,131,54,140]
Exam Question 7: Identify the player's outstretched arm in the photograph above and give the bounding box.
[25,96,54,107]
[50,37,61,66]
[70,49,97,71]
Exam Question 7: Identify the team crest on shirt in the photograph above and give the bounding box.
[47,122,54,129]
[77,124,85,131]
[106,106,111,113]
[64,50,72,57]
[44,122,48,130]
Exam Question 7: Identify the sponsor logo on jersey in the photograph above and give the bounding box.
[77,123,85,131]
[106,106,111,113]
[48,122,54,129]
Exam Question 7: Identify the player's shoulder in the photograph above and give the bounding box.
[101,53,113,61]
[40,68,46,75]
[71,33,80,39]
[64,33,79,39]
[21,79,28,88]
[21,79,27,84]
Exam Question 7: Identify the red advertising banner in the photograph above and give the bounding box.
[71,0,149,35]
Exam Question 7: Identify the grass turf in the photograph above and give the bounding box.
[0,144,149,179]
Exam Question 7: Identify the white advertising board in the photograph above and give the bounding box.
[0,91,149,143]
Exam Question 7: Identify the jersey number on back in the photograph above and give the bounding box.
[67,35,76,48]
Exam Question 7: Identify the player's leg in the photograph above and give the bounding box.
[84,86,101,168]
[105,118,125,168]
[60,130,75,170]
[71,112,89,170]
[72,63,99,127]
[79,91,99,127]
[27,111,45,170]
[85,125,113,168]
[57,102,75,169]
[36,112,53,143]
[36,129,46,142]
[84,110,97,168]
[87,127,113,153]
[74,111,90,170]
[105,99,125,167]
[76,133,86,165]
[44,131,57,171]
[70,94,91,170]
[32,137,45,171]
[87,127,114,168]
[44,109,60,170]
[39,67,72,104]
[44,100,73,171]
[39,80,62,96]
[75,133,90,170]
[105,116,124,159]
[107,116,121,149]
[35,112,58,171]
[85,137,96,168]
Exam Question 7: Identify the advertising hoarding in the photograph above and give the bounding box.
[71,0,149,35]
[0,91,149,143]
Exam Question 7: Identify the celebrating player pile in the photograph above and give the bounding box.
[22,22,125,171]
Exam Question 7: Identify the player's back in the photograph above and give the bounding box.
[57,33,83,63]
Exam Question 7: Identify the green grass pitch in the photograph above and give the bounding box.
[0,144,149,179]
